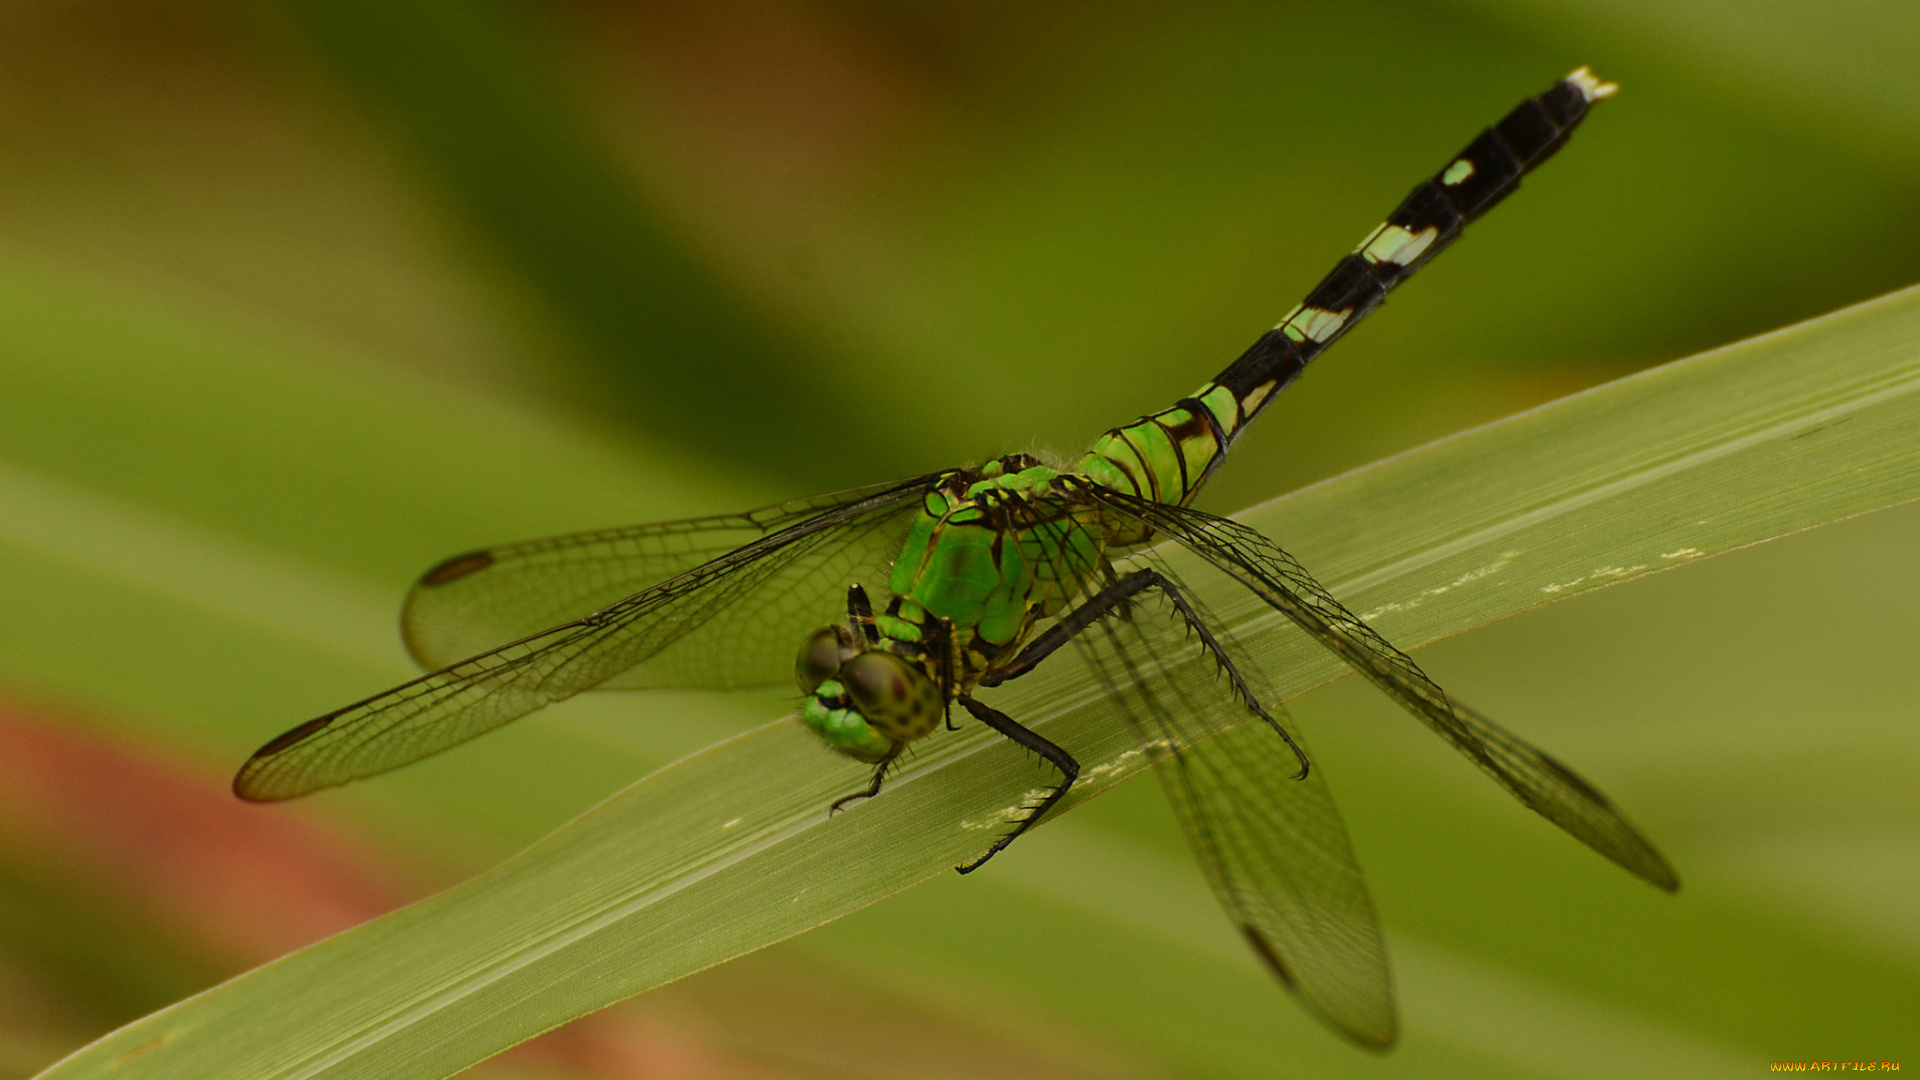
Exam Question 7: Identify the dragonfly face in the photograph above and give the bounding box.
[796,625,942,763]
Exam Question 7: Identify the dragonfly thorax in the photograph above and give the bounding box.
[880,456,1108,670]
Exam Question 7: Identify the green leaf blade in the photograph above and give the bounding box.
[39,284,1920,1078]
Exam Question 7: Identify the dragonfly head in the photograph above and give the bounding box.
[796,626,942,763]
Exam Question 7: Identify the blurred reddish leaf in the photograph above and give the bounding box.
[0,698,790,1078]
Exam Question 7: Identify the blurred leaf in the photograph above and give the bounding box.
[539,2,1920,509]
[0,245,756,853]
[38,282,1920,1076]
[1456,0,1920,175]
[272,0,896,486]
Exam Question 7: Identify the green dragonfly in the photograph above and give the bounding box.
[236,68,1676,1049]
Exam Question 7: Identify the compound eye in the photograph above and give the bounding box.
[841,651,942,741]
[842,651,918,713]
[796,626,855,693]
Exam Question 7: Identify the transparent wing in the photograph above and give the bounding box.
[234,475,940,801]
[1068,564,1395,1048]
[1088,488,1679,891]
[402,478,934,677]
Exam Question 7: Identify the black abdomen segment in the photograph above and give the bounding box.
[1211,69,1613,426]
[1083,69,1614,507]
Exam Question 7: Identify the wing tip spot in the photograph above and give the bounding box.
[1241,921,1397,1049]
[233,717,333,801]
[420,550,494,587]
[1239,924,1298,989]
[253,716,333,760]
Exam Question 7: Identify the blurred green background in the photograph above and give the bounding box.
[0,0,1915,1075]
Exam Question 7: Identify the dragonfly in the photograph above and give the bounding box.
[236,68,1676,1049]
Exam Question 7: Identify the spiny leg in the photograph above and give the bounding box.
[980,570,1158,685]
[955,696,1080,874]
[936,615,961,732]
[830,742,902,814]
[981,569,1307,779]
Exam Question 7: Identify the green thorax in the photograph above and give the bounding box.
[875,384,1238,680]
[877,455,1107,680]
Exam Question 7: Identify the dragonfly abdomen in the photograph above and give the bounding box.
[1083,68,1615,510]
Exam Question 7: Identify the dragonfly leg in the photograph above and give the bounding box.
[979,571,1158,686]
[955,695,1080,874]
[983,569,1308,779]
[845,584,879,647]
[936,615,961,732]
[830,743,903,814]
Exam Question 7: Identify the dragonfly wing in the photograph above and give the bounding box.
[238,618,658,801]
[1164,723,1394,1048]
[235,475,939,800]
[1067,568,1395,1048]
[1089,489,1679,891]
[1442,697,1679,889]
[403,478,934,676]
